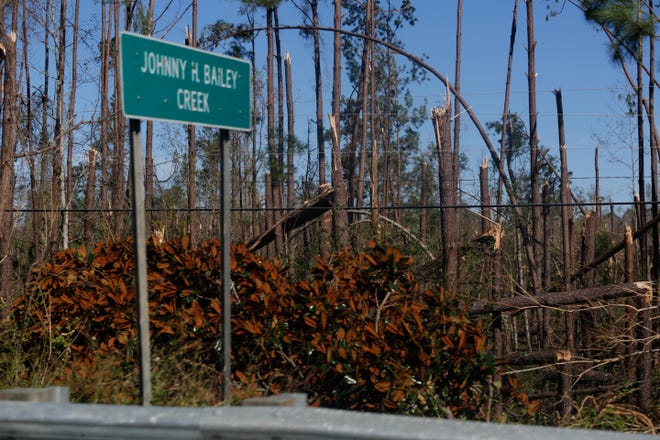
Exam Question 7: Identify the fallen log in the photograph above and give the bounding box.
[247,186,335,252]
[468,282,652,315]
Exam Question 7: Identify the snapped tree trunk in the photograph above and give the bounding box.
[285,52,295,210]
[265,7,282,254]
[554,88,574,421]
[432,100,457,292]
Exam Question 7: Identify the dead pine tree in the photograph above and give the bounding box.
[554,88,575,421]
[185,1,198,247]
[432,97,457,292]
[0,0,18,312]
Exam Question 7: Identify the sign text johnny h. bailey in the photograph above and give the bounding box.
[120,32,251,131]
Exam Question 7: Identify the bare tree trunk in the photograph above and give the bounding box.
[453,0,463,200]
[264,172,273,255]
[554,88,574,421]
[247,9,258,239]
[345,10,369,221]
[494,0,520,365]
[637,4,655,404]
[65,0,80,246]
[555,90,573,288]
[355,4,372,212]
[624,225,636,383]
[84,148,97,244]
[479,159,491,236]
[39,0,51,258]
[0,0,18,311]
[526,0,541,295]
[635,193,643,271]
[452,0,463,274]
[284,51,295,262]
[481,157,503,368]
[580,209,598,350]
[85,0,107,244]
[145,0,155,228]
[311,0,325,186]
[265,7,281,254]
[274,7,285,250]
[186,1,198,246]
[637,0,655,413]
[99,1,110,224]
[21,0,39,258]
[541,182,551,348]
[497,0,518,212]
[420,161,428,242]
[112,1,126,234]
[54,0,67,249]
[432,101,457,291]
[330,0,348,246]
[285,52,295,210]
[636,1,647,278]
[581,210,597,288]
[367,0,379,236]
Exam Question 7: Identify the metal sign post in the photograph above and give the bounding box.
[129,118,151,405]
[120,31,251,406]
[219,129,231,402]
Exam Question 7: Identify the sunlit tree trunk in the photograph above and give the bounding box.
[0,0,19,310]
[285,52,295,210]
[53,0,67,249]
[66,0,80,246]
[366,0,379,235]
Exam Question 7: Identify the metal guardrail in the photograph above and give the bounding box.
[0,399,654,440]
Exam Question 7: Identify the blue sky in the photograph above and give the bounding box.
[77,0,643,204]
[386,1,636,203]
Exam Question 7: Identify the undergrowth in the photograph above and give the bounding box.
[6,236,534,419]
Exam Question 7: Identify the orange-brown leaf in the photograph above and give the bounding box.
[374,381,391,392]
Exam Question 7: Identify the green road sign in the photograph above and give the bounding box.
[120,32,251,131]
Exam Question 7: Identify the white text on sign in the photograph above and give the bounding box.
[139,50,240,114]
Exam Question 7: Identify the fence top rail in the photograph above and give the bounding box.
[0,401,653,440]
